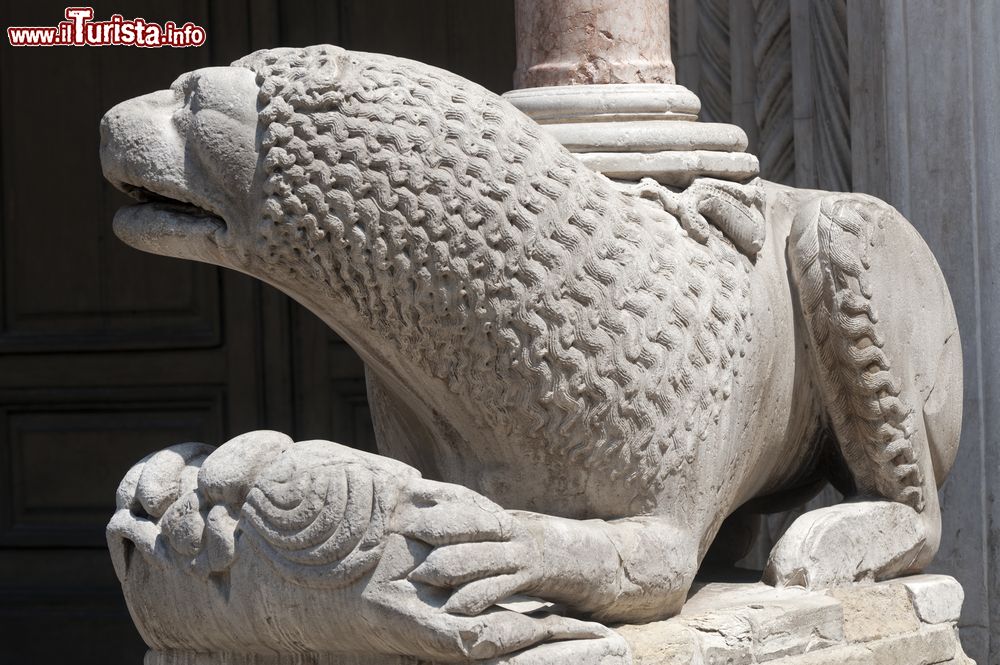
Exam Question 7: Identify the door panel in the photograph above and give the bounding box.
[0,2,514,662]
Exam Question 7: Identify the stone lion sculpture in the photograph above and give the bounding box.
[99,46,962,664]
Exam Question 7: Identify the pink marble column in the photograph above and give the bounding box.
[513,0,675,88]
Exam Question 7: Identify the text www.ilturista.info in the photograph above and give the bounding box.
[7,7,206,48]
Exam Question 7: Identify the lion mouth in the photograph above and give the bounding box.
[118,183,226,226]
[110,181,231,264]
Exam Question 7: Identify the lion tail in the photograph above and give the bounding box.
[789,195,925,511]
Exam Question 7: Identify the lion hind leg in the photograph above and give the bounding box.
[767,193,959,587]
[762,500,928,587]
[789,194,926,509]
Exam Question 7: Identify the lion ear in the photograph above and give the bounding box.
[310,65,342,92]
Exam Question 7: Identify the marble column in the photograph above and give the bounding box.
[513,0,675,87]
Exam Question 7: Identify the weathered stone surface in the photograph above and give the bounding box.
[619,580,968,665]
[620,584,842,663]
[614,623,698,665]
[831,583,921,643]
[545,120,749,153]
[503,83,701,122]
[137,578,974,664]
[579,150,759,187]
[901,575,965,625]
[846,4,1000,660]
[764,625,961,665]
[98,29,966,665]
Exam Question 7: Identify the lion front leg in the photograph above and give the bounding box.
[400,499,700,624]
[110,431,636,663]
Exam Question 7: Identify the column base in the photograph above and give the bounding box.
[503,84,760,186]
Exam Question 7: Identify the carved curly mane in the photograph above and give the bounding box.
[234,46,753,503]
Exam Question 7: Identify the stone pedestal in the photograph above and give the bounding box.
[618,575,972,665]
[141,575,972,664]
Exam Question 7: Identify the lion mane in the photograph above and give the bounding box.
[233,46,753,505]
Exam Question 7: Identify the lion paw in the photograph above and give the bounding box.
[107,431,292,581]
[107,441,214,578]
[763,501,931,588]
[409,516,543,615]
[393,604,629,664]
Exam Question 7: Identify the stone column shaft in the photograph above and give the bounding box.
[513,0,675,88]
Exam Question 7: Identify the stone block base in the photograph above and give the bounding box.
[144,575,973,665]
[618,574,972,665]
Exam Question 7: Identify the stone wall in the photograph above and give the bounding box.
[669,1,1000,661]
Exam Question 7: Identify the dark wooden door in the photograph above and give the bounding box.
[0,2,514,662]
